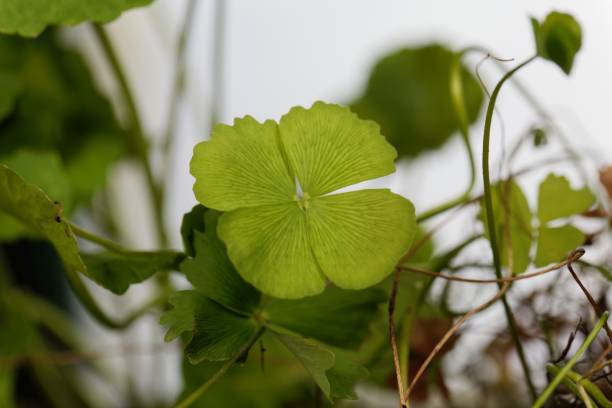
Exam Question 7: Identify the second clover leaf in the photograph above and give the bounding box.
[190,101,417,299]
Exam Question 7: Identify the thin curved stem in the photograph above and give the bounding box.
[174,326,266,408]
[69,222,132,254]
[92,24,168,248]
[481,55,538,400]
[534,312,610,408]
[416,50,476,223]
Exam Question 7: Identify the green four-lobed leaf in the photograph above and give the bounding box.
[190,101,416,299]
[531,12,582,75]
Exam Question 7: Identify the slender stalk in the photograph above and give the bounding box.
[416,50,476,223]
[534,312,610,408]
[161,0,199,171]
[69,222,132,254]
[388,268,407,408]
[174,327,266,408]
[481,55,538,400]
[210,0,226,129]
[92,24,168,248]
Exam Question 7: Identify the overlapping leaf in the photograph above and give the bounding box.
[351,44,483,157]
[0,0,154,37]
[190,101,416,298]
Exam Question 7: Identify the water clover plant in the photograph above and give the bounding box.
[190,101,416,298]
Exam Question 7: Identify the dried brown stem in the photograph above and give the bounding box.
[388,267,407,408]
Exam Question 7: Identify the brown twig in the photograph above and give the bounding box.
[388,267,407,408]
[566,253,612,345]
[400,250,584,284]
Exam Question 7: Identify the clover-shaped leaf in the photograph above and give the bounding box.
[531,12,582,75]
[535,174,595,266]
[190,102,416,299]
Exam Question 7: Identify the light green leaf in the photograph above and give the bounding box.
[279,102,396,196]
[181,210,260,314]
[351,44,483,157]
[82,250,184,295]
[532,12,582,75]
[191,101,416,298]
[537,174,595,223]
[190,116,295,211]
[535,225,584,267]
[274,332,334,397]
[326,349,369,400]
[0,165,84,271]
[218,203,327,299]
[266,286,386,349]
[180,204,207,257]
[480,180,532,274]
[161,291,258,364]
[308,189,416,289]
[0,0,154,37]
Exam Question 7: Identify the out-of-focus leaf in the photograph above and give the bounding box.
[180,204,207,257]
[181,210,260,314]
[0,0,154,37]
[480,180,532,274]
[535,225,584,267]
[266,286,385,349]
[274,332,368,401]
[0,32,126,204]
[0,165,84,272]
[0,366,15,408]
[532,127,548,147]
[532,12,582,75]
[537,174,595,223]
[161,291,258,364]
[351,44,483,157]
[82,250,184,295]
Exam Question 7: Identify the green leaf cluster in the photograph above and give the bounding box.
[190,101,417,299]
[531,12,582,74]
[351,44,483,157]
[161,206,386,401]
[480,174,595,273]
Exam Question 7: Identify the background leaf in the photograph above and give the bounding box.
[532,12,582,74]
[351,44,483,157]
[537,173,595,223]
[266,286,386,349]
[535,225,584,267]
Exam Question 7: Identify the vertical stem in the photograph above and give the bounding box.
[481,55,537,400]
[210,0,226,129]
[92,24,168,248]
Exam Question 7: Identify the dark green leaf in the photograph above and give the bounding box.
[82,250,184,295]
[480,180,533,274]
[535,225,584,267]
[351,44,483,157]
[0,0,154,37]
[180,204,207,257]
[0,165,84,272]
[266,286,386,349]
[532,12,582,74]
[274,332,368,401]
[181,210,260,314]
[161,291,259,364]
[537,174,595,223]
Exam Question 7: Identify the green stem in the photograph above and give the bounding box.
[161,0,199,170]
[92,24,168,248]
[69,222,132,254]
[174,327,266,408]
[416,50,476,223]
[534,312,610,408]
[546,365,612,408]
[210,0,226,129]
[482,55,538,401]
